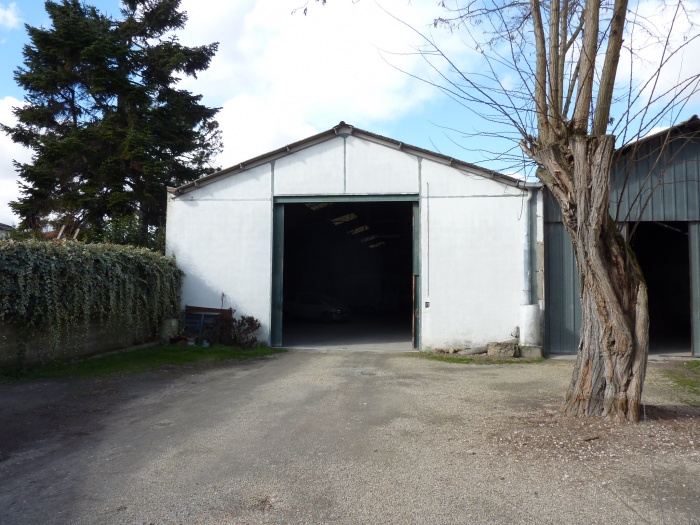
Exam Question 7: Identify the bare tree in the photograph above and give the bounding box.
[298,0,699,421]
[376,0,699,422]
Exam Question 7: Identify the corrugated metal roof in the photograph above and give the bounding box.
[545,115,700,223]
[169,121,534,196]
[612,116,700,223]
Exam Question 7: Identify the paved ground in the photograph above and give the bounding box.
[1,350,698,525]
[282,316,413,352]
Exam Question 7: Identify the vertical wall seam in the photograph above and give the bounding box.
[419,157,429,298]
[269,160,275,343]
[529,189,538,304]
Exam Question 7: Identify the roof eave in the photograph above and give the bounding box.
[615,115,700,156]
[172,121,527,196]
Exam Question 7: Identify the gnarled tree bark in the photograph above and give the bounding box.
[531,135,649,422]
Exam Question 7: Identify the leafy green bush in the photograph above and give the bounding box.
[0,239,182,362]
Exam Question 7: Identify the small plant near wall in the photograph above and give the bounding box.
[0,239,182,367]
[201,310,261,349]
[230,315,262,348]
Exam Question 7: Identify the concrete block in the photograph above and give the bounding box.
[520,345,543,358]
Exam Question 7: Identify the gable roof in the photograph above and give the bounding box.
[616,115,700,156]
[169,121,531,196]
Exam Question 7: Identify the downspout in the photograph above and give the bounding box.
[519,185,543,348]
[523,190,533,305]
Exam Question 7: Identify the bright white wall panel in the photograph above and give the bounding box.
[422,159,523,197]
[186,164,272,200]
[345,136,419,194]
[166,198,273,342]
[419,195,526,349]
[274,138,345,195]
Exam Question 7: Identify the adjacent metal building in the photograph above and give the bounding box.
[166,122,542,350]
[544,116,700,355]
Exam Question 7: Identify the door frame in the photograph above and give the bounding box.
[270,194,421,348]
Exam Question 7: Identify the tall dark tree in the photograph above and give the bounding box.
[2,0,222,238]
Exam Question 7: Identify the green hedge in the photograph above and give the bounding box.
[0,240,182,357]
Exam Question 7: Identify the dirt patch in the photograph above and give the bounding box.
[489,402,699,460]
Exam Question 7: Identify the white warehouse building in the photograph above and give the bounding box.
[166,122,543,351]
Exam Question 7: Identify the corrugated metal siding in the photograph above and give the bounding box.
[612,136,700,222]
[544,136,700,224]
[543,190,563,223]
[544,133,700,354]
[544,222,581,354]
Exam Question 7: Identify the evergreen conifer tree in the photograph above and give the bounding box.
[2,0,222,239]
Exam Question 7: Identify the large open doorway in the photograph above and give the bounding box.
[631,221,691,353]
[273,199,417,350]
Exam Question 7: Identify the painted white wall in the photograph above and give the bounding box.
[183,164,272,201]
[273,135,421,197]
[419,158,528,349]
[274,138,345,196]
[345,136,419,194]
[422,160,523,197]
[166,166,274,342]
[167,132,533,349]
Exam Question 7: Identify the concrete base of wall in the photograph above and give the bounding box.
[520,345,544,358]
[519,304,543,346]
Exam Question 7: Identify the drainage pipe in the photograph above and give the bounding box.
[522,189,533,305]
[519,186,542,347]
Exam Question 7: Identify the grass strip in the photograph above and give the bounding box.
[420,354,546,365]
[1,344,287,380]
[663,360,700,405]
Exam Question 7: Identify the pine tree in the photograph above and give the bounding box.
[2,0,222,238]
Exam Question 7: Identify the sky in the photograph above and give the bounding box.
[0,0,699,226]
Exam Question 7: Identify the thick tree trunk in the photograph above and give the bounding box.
[538,135,649,422]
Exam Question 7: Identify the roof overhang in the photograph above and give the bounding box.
[615,115,700,156]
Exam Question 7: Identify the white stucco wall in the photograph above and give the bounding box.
[166,132,533,350]
[274,139,345,195]
[418,160,528,349]
[345,136,419,194]
[166,164,274,341]
[273,135,420,197]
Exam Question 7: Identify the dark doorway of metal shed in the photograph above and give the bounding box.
[271,199,418,351]
[630,221,691,354]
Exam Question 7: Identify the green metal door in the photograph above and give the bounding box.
[271,204,284,347]
[270,195,420,349]
[690,222,700,356]
[413,201,420,349]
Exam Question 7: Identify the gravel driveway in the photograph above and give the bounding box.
[1,350,698,524]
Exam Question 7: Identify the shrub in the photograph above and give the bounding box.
[0,239,182,364]
[205,310,261,349]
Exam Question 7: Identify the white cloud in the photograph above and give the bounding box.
[617,0,700,124]
[0,2,21,29]
[177,0,479,166]
[0,0,482,222]
[0,96,30,226]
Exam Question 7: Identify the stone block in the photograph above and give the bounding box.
[486,341,520,357]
